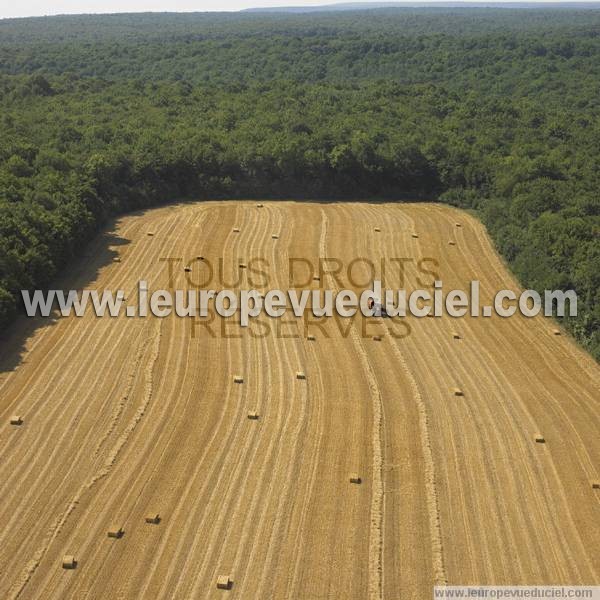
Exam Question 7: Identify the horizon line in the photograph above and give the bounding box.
[3,1,600,21]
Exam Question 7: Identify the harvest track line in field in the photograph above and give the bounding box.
[365,203,447,587]
[319,209,384,600]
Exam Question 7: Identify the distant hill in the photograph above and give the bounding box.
[243,2,600,12]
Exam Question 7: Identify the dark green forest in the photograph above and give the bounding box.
[0,9,598,357]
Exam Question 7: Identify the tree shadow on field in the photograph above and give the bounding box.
[0,217,132,377]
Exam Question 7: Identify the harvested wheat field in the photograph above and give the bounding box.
[0,201,598,600]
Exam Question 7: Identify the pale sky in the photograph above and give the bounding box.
[4,0,329,19]
[0,0,583,20]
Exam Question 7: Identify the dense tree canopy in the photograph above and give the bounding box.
[0,9,598,357]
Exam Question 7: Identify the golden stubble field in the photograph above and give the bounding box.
[0,201,598,600]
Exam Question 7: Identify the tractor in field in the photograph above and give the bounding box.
[367,298,389,318]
